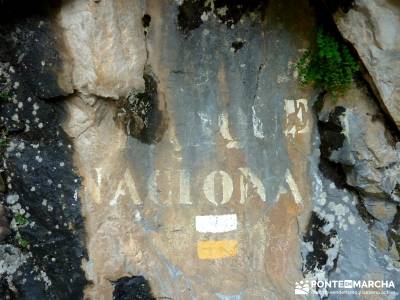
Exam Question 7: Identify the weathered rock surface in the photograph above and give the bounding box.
[0,0,399,299]
[62,0,317,298]
[311,82,400,298]
[0,204,10,241]
[333,0,400,128]
[319,85,400,202]
[58,0,147,99]
[0,2,87,299]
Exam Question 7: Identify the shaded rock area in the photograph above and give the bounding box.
[303,212,338,273]
[115,69,168,144]
[112,276,155,300]
[0,1,86,299]
[177,0,268,33]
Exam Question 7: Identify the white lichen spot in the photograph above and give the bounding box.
[252,106,264,139]
[11,114,19,122]
[200,11,209,22]
[6,194,19,205]
[348,214,356,224]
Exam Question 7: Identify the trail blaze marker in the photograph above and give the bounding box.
[195,214,237,233]
[197,240,238,260]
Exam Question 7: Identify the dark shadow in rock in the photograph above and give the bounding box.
[303,212,338,273]
[0,278,16,300]
[142,14,151,28]
[231,40,245,53]
[115,69,168,144]
[316,105,348,189]
[0,0,73,99]
[112,276,156,300]
[177,0,209,33]
[177,0,268,33]
[0,6,87,296]
[318,0,355,13]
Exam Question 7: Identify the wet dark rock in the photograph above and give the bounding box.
[0,3,86,299]
[0,2,72,99]
[0,174,6,192]
[177,0,209,33]
[303,212,338,273]
[0,204,10,241]
[316,105,347,188]
[231,39,245,52]
[112,276,156,300]
[177,0,267,33]
[142,14,151,28]
[115,69,168,144]
[319,0,355,13]
[0,278,16,300]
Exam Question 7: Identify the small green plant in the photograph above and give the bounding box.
[0,138,7,148]
[16,234,29,249]
[0,90,10,101]
[15,213,28,226]
[296,29,359,96]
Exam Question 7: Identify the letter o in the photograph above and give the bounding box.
[203,170,233,206]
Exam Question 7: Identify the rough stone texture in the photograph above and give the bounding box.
[58,0,147,99]
[112,276,155,300]
[333,0,400,128]
[0,3,87,299]
[1,0,400,299]
[310,82,400,298]
[62,0,317,298]
[320,85,400,202]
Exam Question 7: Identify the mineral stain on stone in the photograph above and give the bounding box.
[115,69,168,144]
[317,105,347,188]
[112,276,156,300]
[231,40,245,53]
[303,212,338,273]
[177,0,268,33]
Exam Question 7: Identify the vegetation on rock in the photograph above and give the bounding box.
[296,29,359,96]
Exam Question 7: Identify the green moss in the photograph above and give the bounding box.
[296,29,359,96]
[0,90,10,101]
[16,234,29,249]
[0,138,7,148]
[15,213,28,226]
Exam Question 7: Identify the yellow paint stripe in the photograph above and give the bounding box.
[197,240,238,259]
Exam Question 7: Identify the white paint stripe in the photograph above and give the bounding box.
[195,214,237,233]
[285,169,303,205]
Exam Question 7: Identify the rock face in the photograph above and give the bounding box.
[58,0,147,99]
[0,0,399,299]
[311,83,400,298]
[61,0,317,298]
[333,0,400,128]
[0,2,86,299]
